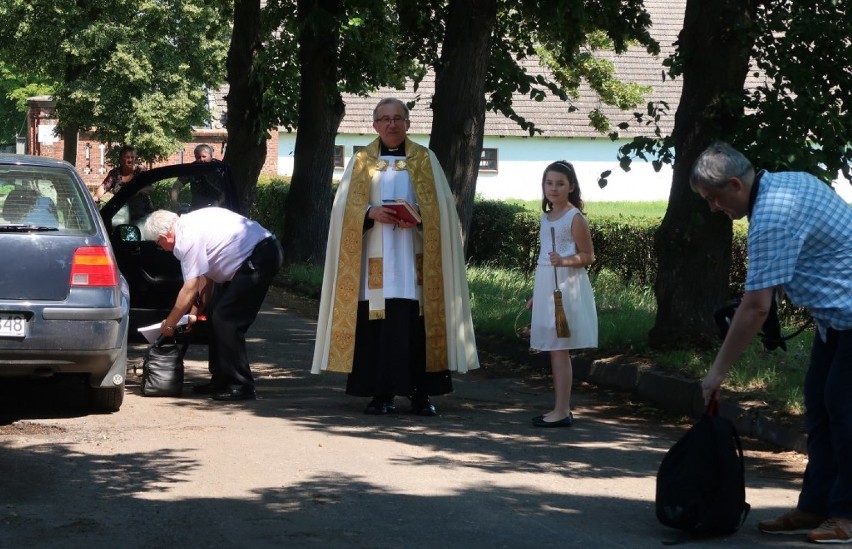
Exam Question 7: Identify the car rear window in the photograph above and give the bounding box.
[0,166,95,233]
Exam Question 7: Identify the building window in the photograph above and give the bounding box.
[480,148,498,172]
[353,145,365,155]
[333,145,344,168]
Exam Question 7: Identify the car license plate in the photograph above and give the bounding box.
[0,313,27,338]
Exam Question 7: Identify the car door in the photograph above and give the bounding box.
[99,162,239,329]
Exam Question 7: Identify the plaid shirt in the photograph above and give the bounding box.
[746,171,852,332]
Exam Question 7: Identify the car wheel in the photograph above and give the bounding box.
[91,385,125,413]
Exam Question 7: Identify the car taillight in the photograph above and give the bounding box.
[70,246,119,287]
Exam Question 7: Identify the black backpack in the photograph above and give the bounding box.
[656,399,750,538]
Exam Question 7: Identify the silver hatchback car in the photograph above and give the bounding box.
[0,154,129,412]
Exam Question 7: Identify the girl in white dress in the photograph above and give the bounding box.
[527,161,598,427]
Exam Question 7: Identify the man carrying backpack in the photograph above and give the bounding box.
[691,142,852,544]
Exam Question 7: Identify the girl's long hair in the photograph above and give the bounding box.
[541,160,584,212]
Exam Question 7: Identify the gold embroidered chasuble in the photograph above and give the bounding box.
[325,138,451,373]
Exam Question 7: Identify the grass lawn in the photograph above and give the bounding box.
[281,192,809,416]
[505,198,668,218]
[284,260,809,416]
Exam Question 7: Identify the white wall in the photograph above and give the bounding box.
[832,180,852,202]
[277,133,852,203]
[475,136,672,202]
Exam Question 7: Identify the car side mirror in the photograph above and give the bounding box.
[115,224,142,242]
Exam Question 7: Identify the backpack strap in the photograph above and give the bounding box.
[707,397,719,417]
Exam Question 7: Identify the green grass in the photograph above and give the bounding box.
[467,266,534,339]
[509,199,669,219]
[282,193,804,413]
[585,200,668,218]
[593,270,658,351]
[510,199,750,231]
[652,335,810,416]
[283,261,809,416]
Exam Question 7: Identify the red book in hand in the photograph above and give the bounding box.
[382,199,421,224]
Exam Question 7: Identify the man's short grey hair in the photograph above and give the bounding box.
[373,98,409,121]
[142,210,179,241]
[690,141,754,191]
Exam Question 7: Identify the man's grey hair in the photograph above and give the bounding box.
[373,98,409,121]
[142,210,179,241]
[690,141,754,191]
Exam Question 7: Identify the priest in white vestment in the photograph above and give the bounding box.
[311,97,479,416]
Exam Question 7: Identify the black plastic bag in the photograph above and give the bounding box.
[136,336,188,397]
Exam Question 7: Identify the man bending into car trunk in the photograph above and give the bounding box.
[143,208,283,401]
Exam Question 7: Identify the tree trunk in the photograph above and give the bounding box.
[281,0,343,266]
[648,0,759,349]
[223,0,267,216]
[61,56,84,166]
[62,126,78,166]
[428,0,497,253]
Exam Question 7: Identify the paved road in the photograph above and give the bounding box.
[0,300,811,548]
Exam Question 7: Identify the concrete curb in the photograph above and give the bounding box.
[476,335,808,454]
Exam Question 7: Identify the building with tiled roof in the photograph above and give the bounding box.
[25,1,682,201]
[24,86,278,191]
[277,0,684,202]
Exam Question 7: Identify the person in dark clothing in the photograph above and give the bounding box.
[143,208,283,401]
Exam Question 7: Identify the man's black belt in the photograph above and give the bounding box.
[241,236,277,272]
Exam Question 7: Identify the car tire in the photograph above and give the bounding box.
[91,385,125,413]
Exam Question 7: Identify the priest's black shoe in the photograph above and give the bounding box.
[211,386,257,401]
[411,398,438,417]
[364,397,396,415]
